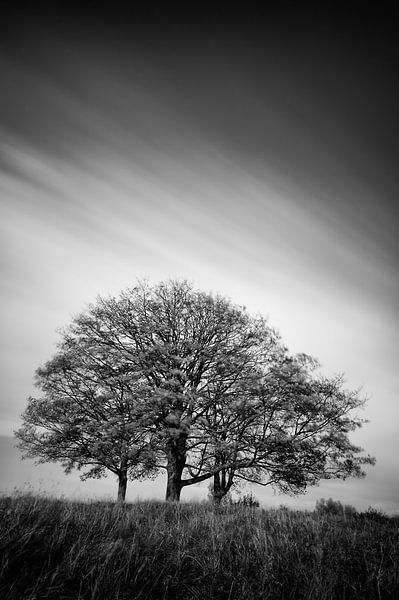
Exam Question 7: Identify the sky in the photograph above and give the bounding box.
[1,6,398,513]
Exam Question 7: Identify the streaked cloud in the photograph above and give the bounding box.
[0,11,397,512]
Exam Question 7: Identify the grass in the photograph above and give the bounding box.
[1,494,398,599]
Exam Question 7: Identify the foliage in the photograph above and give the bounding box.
[315,497,358,517]
[207,485,260,508]
[204,352,375,502]
[15,338,158,501]
[1,493,399,600]
[234,492,260,508]
[360,506,391,523]
[15,279,375,502]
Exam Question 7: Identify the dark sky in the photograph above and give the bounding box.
[2,5,398,271]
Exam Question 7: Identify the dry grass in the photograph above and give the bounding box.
[0,493,398,599]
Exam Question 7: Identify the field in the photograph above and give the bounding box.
[1,494,398,599]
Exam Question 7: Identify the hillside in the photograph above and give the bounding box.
[1,494,398,599]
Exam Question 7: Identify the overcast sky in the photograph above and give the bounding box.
[1,7,398,512]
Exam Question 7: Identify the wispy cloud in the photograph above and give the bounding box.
[0,12,398,511]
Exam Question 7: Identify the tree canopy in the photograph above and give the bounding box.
[16,280,375,501]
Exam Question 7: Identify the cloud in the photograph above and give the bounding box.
[0,15,397,512]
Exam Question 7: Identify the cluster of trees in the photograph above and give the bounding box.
[315,497,357,517]
[315,498,392,522]
[16,280,375,502]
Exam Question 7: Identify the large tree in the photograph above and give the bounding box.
[16,280,375,502]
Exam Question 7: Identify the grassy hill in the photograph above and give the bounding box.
[1,494,398,599]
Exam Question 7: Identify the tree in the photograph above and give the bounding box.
[201,354,375,503]
[315,498,358,518]
[16,280,375,502]
[61,280,286,501]
[16,325,157,502]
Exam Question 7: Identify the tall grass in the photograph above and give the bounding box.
[1,493,398,599]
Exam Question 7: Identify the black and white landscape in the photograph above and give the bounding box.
[1,6,398,514]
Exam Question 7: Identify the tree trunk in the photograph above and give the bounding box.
[212,470,227,504]
[166,467,183,501]
[165,439,186,501]
[212,467,234,504]
[117,468,128,502]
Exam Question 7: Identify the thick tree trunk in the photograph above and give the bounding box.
[166,467,183,501]
[165,438,186,501]
[117,467,128,503]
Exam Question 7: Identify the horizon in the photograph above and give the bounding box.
[1,433,396,516]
